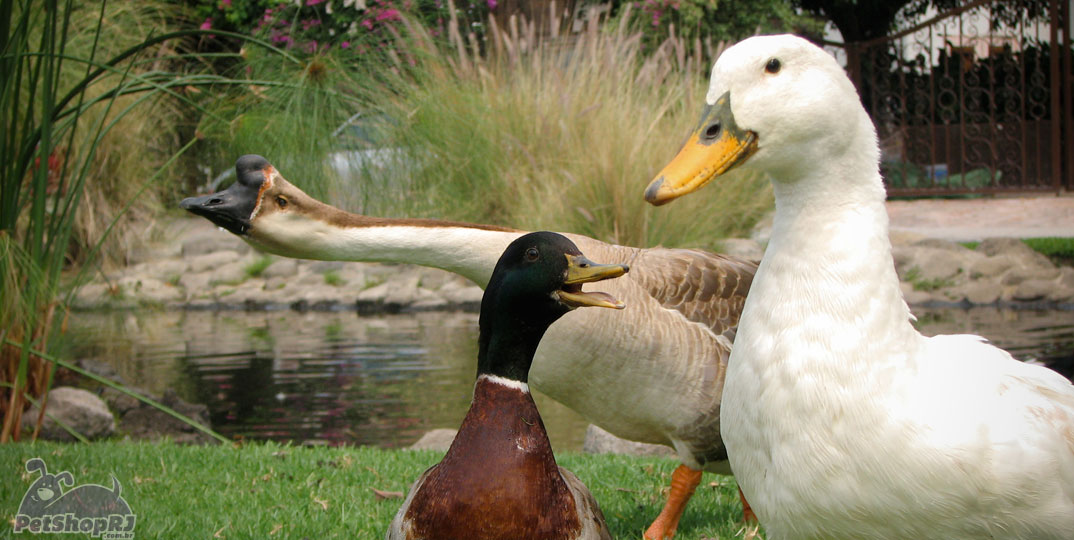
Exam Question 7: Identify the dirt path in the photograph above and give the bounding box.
[886,195,1074,241]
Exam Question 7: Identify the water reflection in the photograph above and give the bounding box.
[66,310,588,449]
[67,307,1073,450]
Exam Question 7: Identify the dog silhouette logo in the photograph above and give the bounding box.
[13,458,136,538]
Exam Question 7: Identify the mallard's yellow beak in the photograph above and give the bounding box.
[558,254,628,310]
[644,92,758,206]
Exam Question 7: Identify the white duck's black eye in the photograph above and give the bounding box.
[765,58,781,74]
[524,247,539,262]
[276,196,288,208]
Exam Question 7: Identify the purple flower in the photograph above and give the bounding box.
[341,41,350,48]
[487,0,497,8]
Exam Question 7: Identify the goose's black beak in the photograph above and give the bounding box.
[558,254,629,309]
[180,155,271,236]
[645,92,758,206]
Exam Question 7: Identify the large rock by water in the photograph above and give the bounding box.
[23,386,115,441]
[582,424,675,458]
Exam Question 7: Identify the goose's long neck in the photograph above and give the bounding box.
[247,206,524,287]
[751,151,918,367]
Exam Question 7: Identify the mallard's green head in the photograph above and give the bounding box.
[477,232,628,382]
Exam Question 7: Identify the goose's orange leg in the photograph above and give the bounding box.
[643,464,703,539]
[739,485,757,523]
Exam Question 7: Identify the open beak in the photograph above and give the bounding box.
[557,254,629,309]
[644,92,758,206]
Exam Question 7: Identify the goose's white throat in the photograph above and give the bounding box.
[249,213,523,287]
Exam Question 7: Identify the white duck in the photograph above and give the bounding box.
[645,34,1074,540]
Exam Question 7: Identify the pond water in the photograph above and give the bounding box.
[66,307,1074,451]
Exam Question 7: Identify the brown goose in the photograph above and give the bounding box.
[181,155,758,539]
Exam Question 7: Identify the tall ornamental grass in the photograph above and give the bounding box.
[346,6,772,250]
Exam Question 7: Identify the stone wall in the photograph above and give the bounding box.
[73,217,1074,312]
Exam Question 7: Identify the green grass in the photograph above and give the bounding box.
[243,255,274,279]
[1022,237,1074,265]
[1,441,752,539]
[961,237,1074,266]
[323,271,345,287]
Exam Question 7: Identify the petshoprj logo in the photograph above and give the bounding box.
[13,458,136,538]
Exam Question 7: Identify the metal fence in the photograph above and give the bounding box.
[834,0,1072,196]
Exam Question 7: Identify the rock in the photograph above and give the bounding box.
[902,288,935,305]
[960,281,1001,305]
[178,272,211,294]
[262,259,298,279]
[188,251,240,273]
[912,251,963,281]
[181,229,248,257]
[439,282,485,305]
[718,238,764,261]
[416,268,455,291]
[208,261,248,286]
[977,238,1055,269]
[913,238,971,252]
[1013,279,1054,302]
[1048,269,1074,303]
[145,259,189,281]
[24,387,115,441]
[307,261,345,273]
[891,245,917,275]
[117,276,182,304]
[1001,264,1061,286]
[409,428,457,451]
[582,424,675,458]
[72,283,112,307]
[967,256,1015,279]
[115,389,213,444]
[296,272,328,287]
[358,275,422,305]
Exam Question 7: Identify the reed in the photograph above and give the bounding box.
[0,0,299,442]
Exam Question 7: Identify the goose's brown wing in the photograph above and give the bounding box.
[628,247,757,340]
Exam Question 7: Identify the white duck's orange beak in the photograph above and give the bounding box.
[645,92,758,206]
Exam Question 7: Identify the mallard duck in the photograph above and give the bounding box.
[181,155,758,538]
[386,231,624,539]
[645,34,1074,539]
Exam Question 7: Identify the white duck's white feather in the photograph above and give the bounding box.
[712,34,1074,540]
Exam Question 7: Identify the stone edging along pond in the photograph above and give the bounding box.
[71,218,1074,313]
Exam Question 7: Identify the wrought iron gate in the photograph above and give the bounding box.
[835,0,1072,196]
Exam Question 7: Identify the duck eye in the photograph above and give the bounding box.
[765,58,781,74]
[275,196,288,208]
[524,247,539,262]
[704,122,722,140]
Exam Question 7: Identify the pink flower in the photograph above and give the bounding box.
[341,41,350,48]
[487,0,497,8]
[375,8,400,21]
[219,0,231,7]
[361,19,373,29]
[200,17,212,30]
[306,0,324,5]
